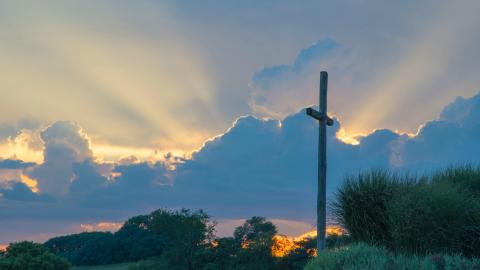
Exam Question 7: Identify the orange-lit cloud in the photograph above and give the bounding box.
[335,128,360,145]
[80,222,123,232]
[0,129,43,164]
[20,174,39,193]
[0,169,39,193]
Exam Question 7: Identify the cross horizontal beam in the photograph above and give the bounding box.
[306,107,334,126]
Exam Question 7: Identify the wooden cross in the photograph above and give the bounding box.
[306,71,333,254]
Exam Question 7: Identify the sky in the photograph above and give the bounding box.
[1,0,480,244]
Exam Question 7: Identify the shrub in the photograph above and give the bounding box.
[387,182,480,256]
[304,243,480,270]
[0,241,70,270]
[304,243,393,270]
[431,165,480,197]
[332,170,415,247]
[326,234,352,249]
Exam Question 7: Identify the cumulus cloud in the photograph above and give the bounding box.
[28,121,93,195]
[250,38,349,118]
[2,92,480,244]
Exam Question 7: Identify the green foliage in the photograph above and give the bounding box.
[45,214,165,266]
[304,243,480,270]
[431,165,480,196]
[45,232,120,266]
[115,215,165,261]
[325,234,352,249]
[332,170,415,247]
[277,237,316,270]
[231,217,278,270]
[388,182,480,256]
[333,165,480,258]
[129,215,314,270]
[0,241,70,270]
[149,208,215,270]
[203,237,238,269]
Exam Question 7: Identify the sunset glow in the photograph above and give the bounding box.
[335,128,360,145]
[1,2,480,267]
[272,225,345,257]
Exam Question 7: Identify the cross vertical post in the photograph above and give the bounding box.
[306,71,333,254]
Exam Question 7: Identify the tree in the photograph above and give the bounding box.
[45,232,121,266]
[232,216,278,270]
[115,214,165,262]
[45,214,165,266]
[150,208,215,270]
[0,241,70,270]
[202,237,238,270]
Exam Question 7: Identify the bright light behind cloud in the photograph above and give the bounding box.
[0,2,220,155]
[0,130,43,163]
[345,3,480,139]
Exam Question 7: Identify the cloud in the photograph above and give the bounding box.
[397,92,480,169]
[29,121,93,195]
[0,159,36,169]
[3,1,480,156]
[0,182,44,202]
[0,1,221,152]
[80,222,123,232]
[0,119,42,142]
[250,38,349,118]
[0,129,44,163]
[0,93,480,242]
[2,93,480,244]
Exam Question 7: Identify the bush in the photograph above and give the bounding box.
[431,165,480,197]
[304,243,480,270]
[332,170,415,247]
[333,166,480,258]
[387,182,480,256]
[0,241,70,270]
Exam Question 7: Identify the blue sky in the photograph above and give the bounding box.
[1,0,480,244]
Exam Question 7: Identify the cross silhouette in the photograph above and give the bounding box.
[306,71,333,253]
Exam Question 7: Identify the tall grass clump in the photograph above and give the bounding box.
[388,182,480,257]
[333,165,480,258]
[431,164,480,197]
[332,170,416,247]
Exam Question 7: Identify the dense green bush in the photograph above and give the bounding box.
[332,170,415,247]
[0,241,70,270]
[333,166,480,258]
[304,243,480,270]
[388,182,480,256]
[431,165,480,197]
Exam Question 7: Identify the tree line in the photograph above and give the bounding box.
[43,208,339,270]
